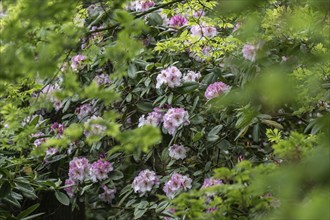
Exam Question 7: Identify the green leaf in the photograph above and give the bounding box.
[3,194,21,208]
[55,191,70,206]
[136,102,153,113]
[208,125,223,136]
[128,63,137,79]
[261,119,284,130]
[21,213,45,220]
[109,170,124,180]
[0,181,11,198]
[176,82,199,94]
[17,204,40,219]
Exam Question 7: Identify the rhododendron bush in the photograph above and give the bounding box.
[0,0,329,219]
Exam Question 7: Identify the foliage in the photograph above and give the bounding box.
[0,0,329,219]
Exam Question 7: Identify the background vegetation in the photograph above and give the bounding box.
[0,0,329,219]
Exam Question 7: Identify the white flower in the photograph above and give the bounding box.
[169,144,187,160]
[182,71,201,82]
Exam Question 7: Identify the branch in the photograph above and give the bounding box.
[88,0,184,35]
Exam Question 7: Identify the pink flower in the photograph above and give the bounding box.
[84,116,107,137]
[128,0,155,12]
[201,178,223,189]
[71,55,86,71]
[182,70,201,82]
[32,132,47,147]
[45,147,58,156]
[193,10,205,18]
[64,179,75,198]
[68,157,90,183]
[138,110,164,127]
[169,144,187,160]
[99,185,116,203]
[242,44,257,62]
[191,24,217,38]
[75,104,93,120]
[190,25,203,37]
[163,108,190,135]
[139,0,155,11]
[202,26,217,38]
[132,169,160,196]
[163,173,192,199]
[204,82,230,100]
[168,15,188,27]
[89,159,113,182]
[94,74,111,85]
[156,66,182,88]
[50,122,64,136]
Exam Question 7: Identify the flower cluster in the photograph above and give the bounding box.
[84,116,107,137]
[204,81,230,100]
[182,70,201,82]
[68,157,91,183]
[94,73,111,85]
[242,44,257,62]
[64,179,75,198]
[65,157,114,198]
[193,10,205,18]
[127,0,155,12]
[89,26,104,42]
[189,45,213,62]
[201,178,223,189]
[191,23,217,38]
[168,15,188,27]
[90,159,114,182]
[156,66,201,88]
[32,132,47,147]
[169,144,187,160]
[45,147,58,157]
[71,54,86,72]
[76,104,93,120]
[163,108,190,135]
[163,173,192,199]
[156,66,182,88]
[99,185,116,203]
[50,122,64,136]
[132,169,160,196]
[41,84,63,111]
[138,108,164,127]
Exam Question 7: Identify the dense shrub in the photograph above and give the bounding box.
[0,0,329,219]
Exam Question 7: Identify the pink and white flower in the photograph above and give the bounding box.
[168,15,188,27]
[191,24,217,38]
[138,109,164,127]
[46,147,58,156]
[201,178,223,189]
[71,54,86,72]
[89,159,113,182]
[64,179,75,198]
[76,104,93,120]
[156,66,182,88]
[169,144,187,160]
[242,44,257,62]
[182,70,201,82]
[68,157,90,183]
[132,169,160,196]
[163,173,192,199]
[84,116,107,137]
[32,132,47,147]
[163,108,190,135]
[50,122,64,136]
[99,185,116,203]
[204,82,230,100]
[94,74,111,85]
[127,0,155,12]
